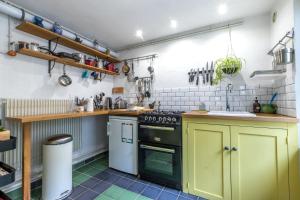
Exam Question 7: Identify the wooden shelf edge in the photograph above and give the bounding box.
[18,48,119,76]
[16,22,121,63]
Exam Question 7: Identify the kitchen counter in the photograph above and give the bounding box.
[6,109,151,123]
[109,109,152,116]
[182,111,298,123]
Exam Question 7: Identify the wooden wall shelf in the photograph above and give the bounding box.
[16,22,120,63]
[18,48,119,75]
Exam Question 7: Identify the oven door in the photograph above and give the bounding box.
[138,142,182,189]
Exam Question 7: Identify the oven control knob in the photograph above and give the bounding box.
[148,116,152,121]
[145,116,148,121]
[172,117,177,122]
[158,117,162,121]
[152,116,156,121]
[162,117,166,122]
[167,117,172,122]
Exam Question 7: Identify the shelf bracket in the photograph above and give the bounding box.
[48,40,52,77]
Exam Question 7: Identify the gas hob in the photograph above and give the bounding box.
[138,110,184,125]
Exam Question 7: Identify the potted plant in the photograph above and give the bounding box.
[213,56,244,85]
[213,28,245,85]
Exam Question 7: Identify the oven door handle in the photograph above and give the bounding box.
[140,144,175,154]
[139,125,175,131]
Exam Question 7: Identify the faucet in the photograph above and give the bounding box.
[157,101,161,111]
[226,84,233,111]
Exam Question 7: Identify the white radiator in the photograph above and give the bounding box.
[2,99,82,175]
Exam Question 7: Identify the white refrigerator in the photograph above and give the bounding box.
[107,116,138,175]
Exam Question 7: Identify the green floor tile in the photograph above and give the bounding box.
[73,173,91,186]
[89,159,108,170]
[85,166,104,176]
[95,194,114,200]
[100,185,141,200]
[7,188,22,199]
[76,164,95,173]
[31,187,42,199]
[136,195,152,200]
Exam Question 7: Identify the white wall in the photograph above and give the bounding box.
[115,14,272,91]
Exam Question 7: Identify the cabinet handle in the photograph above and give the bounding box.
[231,147,238,151]
[224,146,230,151]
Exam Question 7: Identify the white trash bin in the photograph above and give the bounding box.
[42,134,73,200]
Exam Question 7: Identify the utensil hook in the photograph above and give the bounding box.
[63,64,66,75]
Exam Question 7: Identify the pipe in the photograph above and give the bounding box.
[0,0,118,58]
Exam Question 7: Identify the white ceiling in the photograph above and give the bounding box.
[10,0,276,51]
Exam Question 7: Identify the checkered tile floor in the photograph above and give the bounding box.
[7,156,206,200]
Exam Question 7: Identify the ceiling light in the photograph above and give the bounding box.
[135,30,143,39]
[218,3,228,15]
[170,20,177,28]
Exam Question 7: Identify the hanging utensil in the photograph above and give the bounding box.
[58,65,72,87]
[206,62,209,84]
[188,69,193,83]
[202,67,205,84]
[210,61,214,85]
[196,68,200,86]
[122,60,130,75]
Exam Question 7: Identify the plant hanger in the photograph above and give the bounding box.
[212,26,245,85]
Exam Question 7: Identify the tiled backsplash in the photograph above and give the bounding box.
[273,79,296,117]
[123,85,274,113]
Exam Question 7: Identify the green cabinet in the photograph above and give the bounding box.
[187,123,231,200]
[183,118,299,200]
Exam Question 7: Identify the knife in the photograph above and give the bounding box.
[206,62,209,84]
[210,61,214,85]
[202,67,205,84]
[196,68,200,86]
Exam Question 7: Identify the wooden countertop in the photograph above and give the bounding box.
[6,109,151,123]
[108,109,151,116]
[182,111,298,123]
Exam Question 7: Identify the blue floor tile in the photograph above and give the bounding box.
[180,192,199,200]
[141,186,162,199]
[92,181,112,194]
[158,191,178,200]
[149,182,164,189]
[114,177,134,189]
[127,181,147,194]
[75,190,98,200]
[165,187,180,195]
[81,177,99,188]
[69,185,87,199]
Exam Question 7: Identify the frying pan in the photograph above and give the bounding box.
[58,65,72,86]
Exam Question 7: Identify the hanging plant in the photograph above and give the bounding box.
[213,28,245,85]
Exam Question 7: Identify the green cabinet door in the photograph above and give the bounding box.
[187,123,231,200]
[231,126,289,200]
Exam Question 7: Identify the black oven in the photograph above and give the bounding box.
[138,111,183,190]
[138,141,182,189]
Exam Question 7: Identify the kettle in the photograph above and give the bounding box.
[104,97,112,109]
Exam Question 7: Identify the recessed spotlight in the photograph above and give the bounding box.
[170,20,177,28]
[135,30,143,39]
[218,3,227,15]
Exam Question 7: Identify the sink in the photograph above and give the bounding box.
[208,111,256,117]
